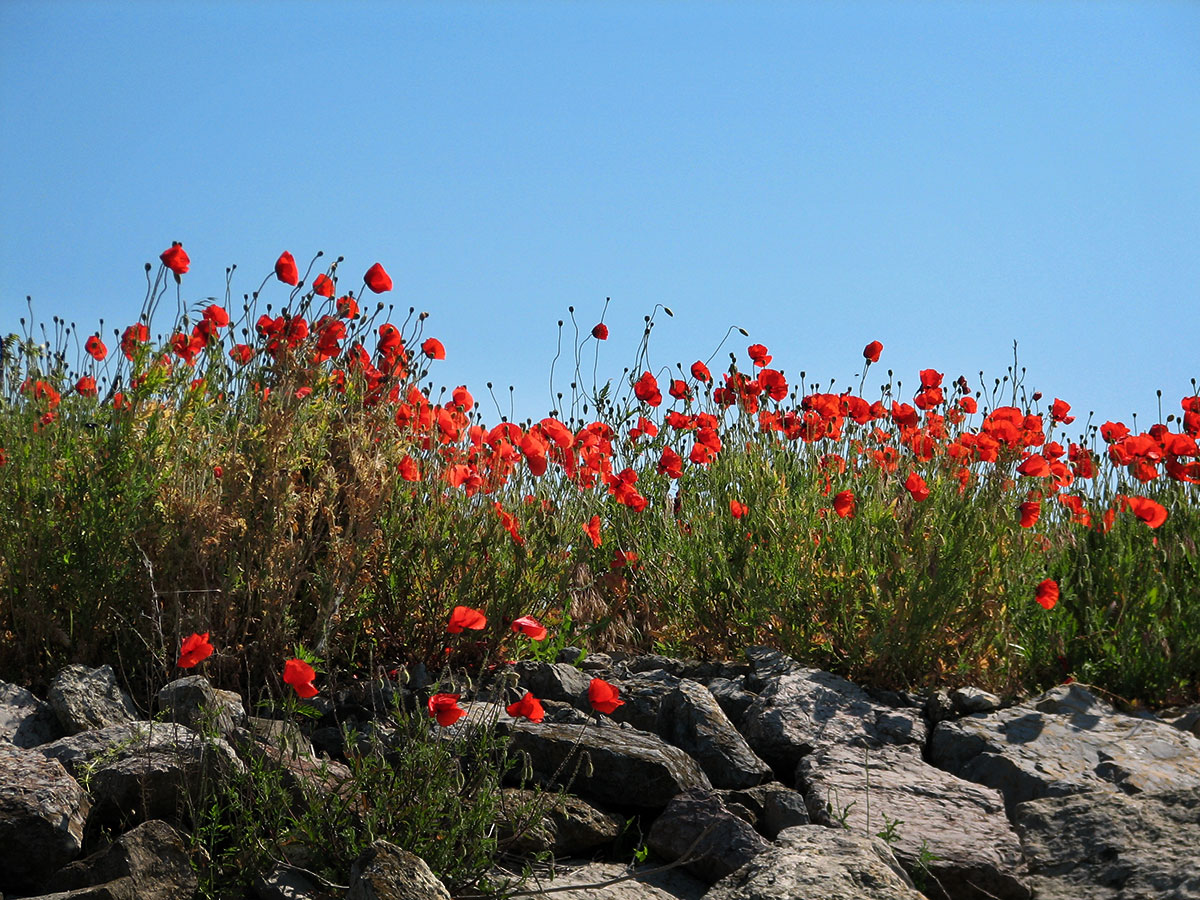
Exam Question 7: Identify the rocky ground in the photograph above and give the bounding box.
[2,647,1199,899]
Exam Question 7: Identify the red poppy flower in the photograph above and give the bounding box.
[202,308,231,333]
[592,323,609,340]
[1017,454,1052,477]
[160,243,190,275]
[1100,421,1130,443]
[493,502,525,546]
[75,375,97,396]
[336,295,360,319]
[120,323,150,360]
[917,369,942,389]
[313,273,335,298]
[428,693,465,727]
[451,385,474,411]
[226,344,253,366]
[729,499,748,519]
[669,379,692,401]
[654,446,683,479]
[904,472,930,502]
[1019,500,1041,528]
[422,338,445,360]
[959,396,978,414]
[447,605,487,633]
[1123,495,1168,529]
[583,515,602,548]
[511,616,548,641]
[1050,398,1075,424]
[890,403,918,428]
[533,418,570,452]
[283,658,319,698]
[758,369,788,402]
[397,455,420,481]
[610,549,638,568]
[690,361,712,383]
[364,262,393,293]
[275,251,299,286]
[832,490,856,519]
[588,678,624,714]
[1035,579,1059,611]
[84,335,107,361]
[177,632,213,668]
[634,371,662,407]
[506,691,545,723]
[863,340,883,363]
[746,343,772,368]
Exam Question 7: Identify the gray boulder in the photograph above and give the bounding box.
[661,679,772,789]
[496,787,624,855]
[1016,785,1200,900]
[702,825,927,900]
[156,675,241,735]
[40,720,242,825]
[610,669,681,731]
[741,667,926,774]
[48,664,139,735]
[925,688,957,725]
[512,661,592,705]
[799,741,1029,900]
[0,679,64,747]
[718,782,811,839]
[647,788,771,884]
[41,818,196,899]
[525,860,706,900]
[743,646,803,688]
[951,686,1003,715]
[346,840,450,900]
[253,862,335,900]
[0,744,90,895]
[501,720,712,810]
[1157,703,1200,739]
[929,683,1200,817]
[704,676,756,729]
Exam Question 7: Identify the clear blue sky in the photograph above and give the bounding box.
[2,1,1197,429]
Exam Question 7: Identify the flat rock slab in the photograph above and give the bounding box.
[1016,785,1200,900]
[521,861,707,900]
[702,825,927,900]
[929,684,1200,817]
[501,720,712,810]
[799,742,1029,900]
[742,667,926,775]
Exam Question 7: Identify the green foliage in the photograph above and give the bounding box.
[189,703,520,897]
[1,265,1197,709]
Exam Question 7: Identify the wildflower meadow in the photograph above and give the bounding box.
[3,243,1198,895]
[2,243,1196,712]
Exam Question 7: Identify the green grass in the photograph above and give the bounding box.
[2,253,1198,708]
[3,248,1198,893]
